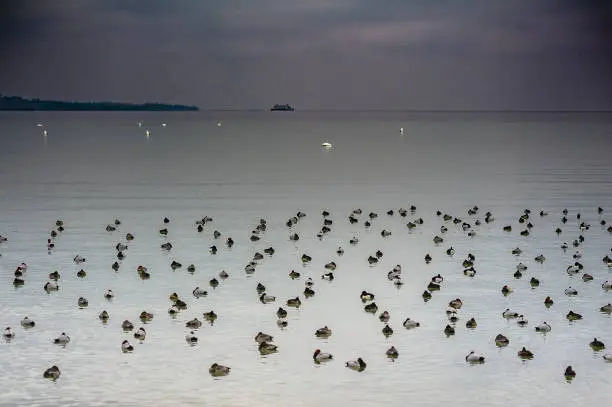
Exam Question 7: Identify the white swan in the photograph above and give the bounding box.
[121,340,134,352]
[134,327,146,340]
[535,322,552,332]
[565,287,578,296]
[403,318,421,329]
[313,349,333,362]
[186,331,198,344]
[53,332,70,345]
[346,357,367,371]
[502,308,519,318]
[465,351,485,363]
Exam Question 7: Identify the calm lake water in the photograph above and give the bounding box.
[1,111,611,407]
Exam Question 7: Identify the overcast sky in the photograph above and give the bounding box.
[1,0,610,110]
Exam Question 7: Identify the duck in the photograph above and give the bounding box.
[511,247,522,255]
[432,274,444,283]
[433,236,444,244]
[446,246,455,256]
[276,307,287,318]
[516,315,528,326]
[134,327,146,340]
[209,278,219,288]
[449,298,463,309]
[73,255,86,264]
[544,296,554,307]
[379,311,390,322]
[259,341,278,354]
[465,351,485,363]
[535,322,552,332]
[600,303,612,313]
[381,230,392,237]
[403,318,420,329]
[116,242,128,252]
[364,302,378,313]
[603,354,612,362]
[530,277,540,287]
[193,287,208,298]
[160,242,172,250]
[255,332,274,344]
[99,310,109,321]
[53,332,70,345]
[139,311,154,322]
[495,334,509,347]
[44,281,59,291]
[516,263,527,271]
[518,347,534,359]
[289,270,300,279]
[386,346,399,358]
[48,271,60,280]
[382,324,394,336]
[43,365,61,380]
[444,325,455,336]
[104,289,114,299]
[422,291,432,301]
[501,285,512,295]
[590,338,605,351]
[313,349,333,363]
[126,233,134,240]
[203,311,217,322]
[346,357,367,371]
[121,320,134,330]
[3,327,14,339]
[186,264,196,273]
[121,340,134,353]
[424,254,432,263]
[466,318,477,328]
[602,281,612,290]
[360,291,375,301]
[219,270,229,279]
[566,264,581,274]
[20,317,35,328]
[502,308,519,319]
[567,311,583,321]
[209,363,231,376]
[582,273,593,282]
[448,311,458,323]
[77,297,88,307]
[260,293,276,304]
[287,297,301,307]
[168,305,180,315]
[256,283,266,293]
[565,287,578,296]
[534,254,545,263]
[349,237,359,245]
[185,318,202,328]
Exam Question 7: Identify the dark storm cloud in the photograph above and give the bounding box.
[0,0,610,109]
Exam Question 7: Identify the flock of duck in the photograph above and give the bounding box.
[2,205,612,383]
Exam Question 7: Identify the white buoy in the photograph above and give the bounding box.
[321,142,332,149]
[43,130,47,137]
[138,122,143,127]
[400,127,404,135]
[161,123,167,127]
[217,121,222,127]
[36,123,43,127]
[145,130,150,137]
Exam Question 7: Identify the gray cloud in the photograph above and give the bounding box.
[0,0,610,109]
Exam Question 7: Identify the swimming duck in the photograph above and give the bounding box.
[20,317,35,328]
[43,366,61,380]
[516,263,527,271]
[289,270,300,279]
[564,366,576,380]
[169,292,179,302]
[530,277,540,287]
[322,273,334,281]
[449,298,463,309]
[99,310,109,321]
[518,347,534,359]
[139,311,154,322]
[360,291,375,301]
[567,311,582,321]
[276,307,287,318]
[565,287,578,296]
[209,363,231,376]
[502,308,519,319]
[561,242,568,250]
[3,327,14,339]
[174,299,187,309]
[226,237,234,247]
[104,289,114,299]
[170,261,182,270]
[336,247,344,255]
[516,315,528,326]
[444,325,455,336]
[305,277,314,287]
[159,228,168,236]
[544,296,554,307]
[582,273,593,282]
[603,354,612,362]
[381,229,392,237]
[209,278,219,288]
[168,305,180,315]
[121,320,134,330]
[424,254,432,263]
[253,252,264,261]
[403,318,420,329]
[501,285,512,295]
[602,281,612,290]
[503,225,512,232]
[313,326,332,338]
[116,242,128,252]
[448,311,458,323]
[379,311,390,322]
[186,264,196,273]
[48,271,60,280]
[464,267,476,277]
[590,338,605,351]
[277,319,288,328]
[304,287,315,297]
[465,351,485,363]
[386,346,399,358]
[73,255,86,264]
[193,287,208,297]
[47,239,54,249]
[514,270,522,279]
[349,237,359,245]
[534,254,545,263]
[512,247,522,255]
[160,242,172,250]
[186,318,202,329]
[346,357,367,372]
[313,349,333,363]
[364,302,378,313]
[134,327,146,340]
[121,340,134,353]
[566,264,581,274]
[260,293,276,304]
[53,332,70,345]
[301,254,312,263]
[287,297,301,308]
[44,281,59,291]
[445,246,455,256]
[126,233,134,240]
[203,311,217,322]
[422,291,432,301]
[78,297,88,308]
[259,341,278,355]
[388,270,401,280]
[495,334,509,347]
[466,318,477,328]
[535,322,552,332]
[76,268,86,278]
[600,303,612,313]
[432,274,444,283]
[433,236,443,244]
[255,332,274,344]
[112,261,120,271]
[219,270,229,279]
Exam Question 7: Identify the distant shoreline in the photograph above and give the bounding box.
[0,95,199,111]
